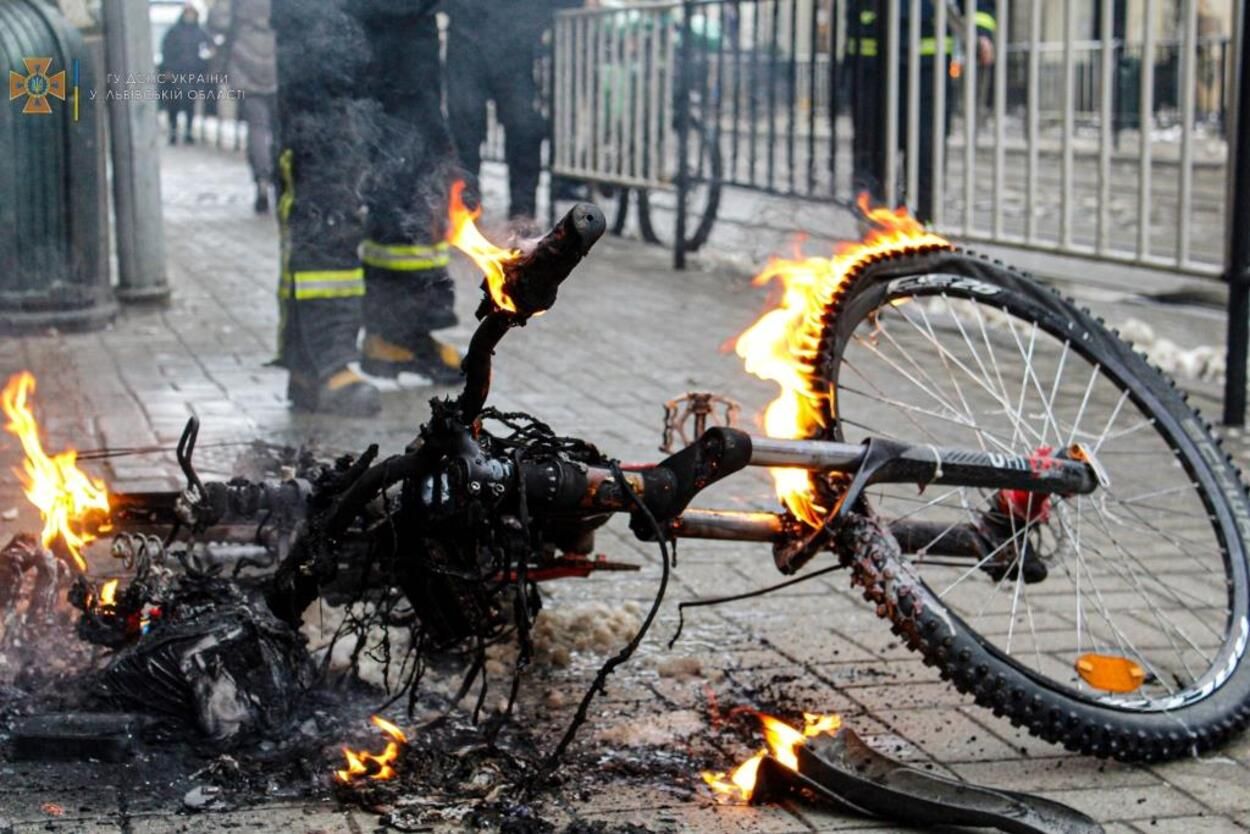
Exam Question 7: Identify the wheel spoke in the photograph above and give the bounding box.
[828,281,1237,714]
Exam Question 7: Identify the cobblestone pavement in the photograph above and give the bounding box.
[1,141,1249,833]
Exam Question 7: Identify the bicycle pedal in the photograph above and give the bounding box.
[661,392,741,453]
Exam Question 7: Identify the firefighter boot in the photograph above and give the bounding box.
[360,241,460,386]
[288,367,382,417]
[361,334,463,386]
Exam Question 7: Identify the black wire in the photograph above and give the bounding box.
[532,460,672,786]
[491,449,536,742]
[75,440,260,462]
[666,564,843,649]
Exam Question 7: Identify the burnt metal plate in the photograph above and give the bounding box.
[12,712,140,763]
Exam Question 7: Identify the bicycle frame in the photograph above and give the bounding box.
[89,201,1103,642]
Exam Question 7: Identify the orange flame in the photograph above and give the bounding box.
[0,372,110,572]
[335,715,408,784]
[446,180,522,314]
[734,196,950,525]
[702,711,842,802]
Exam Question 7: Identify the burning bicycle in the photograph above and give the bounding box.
[4,185,1249,773]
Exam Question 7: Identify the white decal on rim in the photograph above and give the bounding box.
[887,273,1003,297]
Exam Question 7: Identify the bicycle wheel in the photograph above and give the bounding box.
[636,117,722,252]
[814,248,1250,762]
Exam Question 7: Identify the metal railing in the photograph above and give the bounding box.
[551,4,681,190]
[1002,36,1232,134]
[883,0,1230,278]
[551,0,1234,280]
[550,1,840,198]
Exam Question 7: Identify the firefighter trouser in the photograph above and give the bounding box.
[273,0,456,381]
[445,28,545,219]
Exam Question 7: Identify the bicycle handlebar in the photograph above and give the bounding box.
[458,202,607,421]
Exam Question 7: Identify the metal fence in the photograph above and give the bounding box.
[550,0,1236,279]
[551,5,681,190]
[884,0,1230,278]
[550,1,842,198]
[1002,36,1232,133]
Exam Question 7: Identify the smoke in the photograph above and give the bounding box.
[347,0,441,19]
[273,0,458,245]
[272,0,371,108]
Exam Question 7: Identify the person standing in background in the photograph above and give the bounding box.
[208,0,278,214]
[161,3,211,146]
[271,0,460,416]
[846,0,996,223]
[1195,0,1225,129]
[444,0,580,227]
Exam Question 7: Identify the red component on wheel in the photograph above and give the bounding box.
[996,445,1055,523]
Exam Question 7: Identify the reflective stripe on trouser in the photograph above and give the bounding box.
[363,258,457,349]
[275,145,367,380]
[359,240,451,271]
[847,36,954,57]
[280,269,366,300]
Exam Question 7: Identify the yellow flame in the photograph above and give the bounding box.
[734,196,950,524]
[702,750,765,802]
[370,714,408,744]
[98,579,119,608]
[702,711,843,803]
[336,715,407,784]
[446,180,522,314]
[0,372,110,571]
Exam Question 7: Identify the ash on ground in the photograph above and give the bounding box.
[0,570,729,832]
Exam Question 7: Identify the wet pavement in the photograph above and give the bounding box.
[0,138,1249,832]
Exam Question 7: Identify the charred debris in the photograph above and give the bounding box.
[0,203,701,828]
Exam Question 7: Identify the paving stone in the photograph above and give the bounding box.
[1036,785,1206,823]
[580,802,811,832]
[0,787,119,823]
[564,783,693,815]
[128,806,353,833]
[12,819,123,834]
[849,681,972,711]
[1148,756,1250,814]
[871,708,1021,763]
[951,756,1160,792]
[958,705,1084,760]
[787,804,905,830]
[1129,814,1248,833]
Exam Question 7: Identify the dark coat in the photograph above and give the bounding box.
[161,19,211,76]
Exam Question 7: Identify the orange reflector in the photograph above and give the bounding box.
[1075,653,1146,693]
